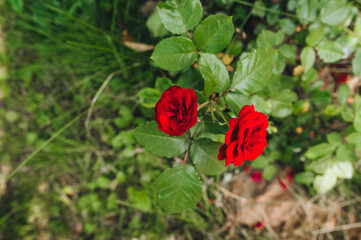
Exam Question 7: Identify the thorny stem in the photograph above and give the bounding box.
[191,117,205,139]
[240,10,252,30]
[186,29,192,39]
[197,101,210,111]
[216,106,228,123]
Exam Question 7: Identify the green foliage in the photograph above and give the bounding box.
[194,14,234,53]
[199,53,229,97]
[190,138,226,175]
[300,47,315,73]
[316,41,344,63]
[320,0,352,26]
[152,164,202,213]
[306,26,325,47]
[134,121,190,158]
[352,48,361,77]
[313,168,337,193]
[157,0,202,34]
[263,165,277,180]
[279,18,296,35]
[137,88,161,108]
[231,48,278,94]
[151,36,197,71]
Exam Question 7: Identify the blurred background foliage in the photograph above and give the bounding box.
[0,0,361,239]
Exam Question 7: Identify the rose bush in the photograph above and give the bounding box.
[133,0,361,213]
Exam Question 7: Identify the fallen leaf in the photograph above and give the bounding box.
[293,65,303,76]
[123,41,154,52]
[222,53,234,65]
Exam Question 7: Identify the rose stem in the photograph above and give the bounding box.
[210,100,216,122]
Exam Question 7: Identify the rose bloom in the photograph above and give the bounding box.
[155,86,197,136]
[218,105,268,166]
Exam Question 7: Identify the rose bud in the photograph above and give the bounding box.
[155,86,197,136]
[251,171,262,183]
[217,105,268,166]
[254,221,265,229]
[244,165,251,172]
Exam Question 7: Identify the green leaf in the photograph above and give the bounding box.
[266,5,280,25]
[96,176,111,189]
[190,138,227,175]
[354,17,361,39]
[327,132,342,147]
[296,0,318,24]
[275,31,285,46]
[341,107,354,122]
[251,0,265,17]
[250,156,269,169]
[250,95,271,115]
[257,30,283,48]
[151,36,197,71]
[306,26,325,47]
[269,89,297,118]
[146,8,168,38]
[354,112,361,132]
[155,77,172,92]
[336,35,358,58]
[137,88,161,108]
[316,41,344,63]
[323,104,343,116]
[226,41,243,56]
[332,161,353,179]
[127,187,152,212]
[194,14,234,53]
[300,47,315,73]
[346,132,361,144]
[263,165,277,181]
[313,168,337,194]
[152,164,202,213]
[157,0,202,34]
[134,121,190,158]
[352,49,361,77]
[305,143,336,159]
[178,69,204,90]
[337,84,350,105]
[308,155,333,174]
[198,53,229,97]
[336,144,356,162]
[294,171,315,185]
[320,0,351,26]
[293,100,310,115]
[232,48,278,94]
[224,92,250,115]
[279,18,296,35]
[279,44,296,61]
[272,54,286,75]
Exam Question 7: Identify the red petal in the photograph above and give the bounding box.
[217,144,227,160]
[251,171,262,183]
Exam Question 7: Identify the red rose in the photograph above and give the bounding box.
[218,105,268,166]
[155,86,198,136]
